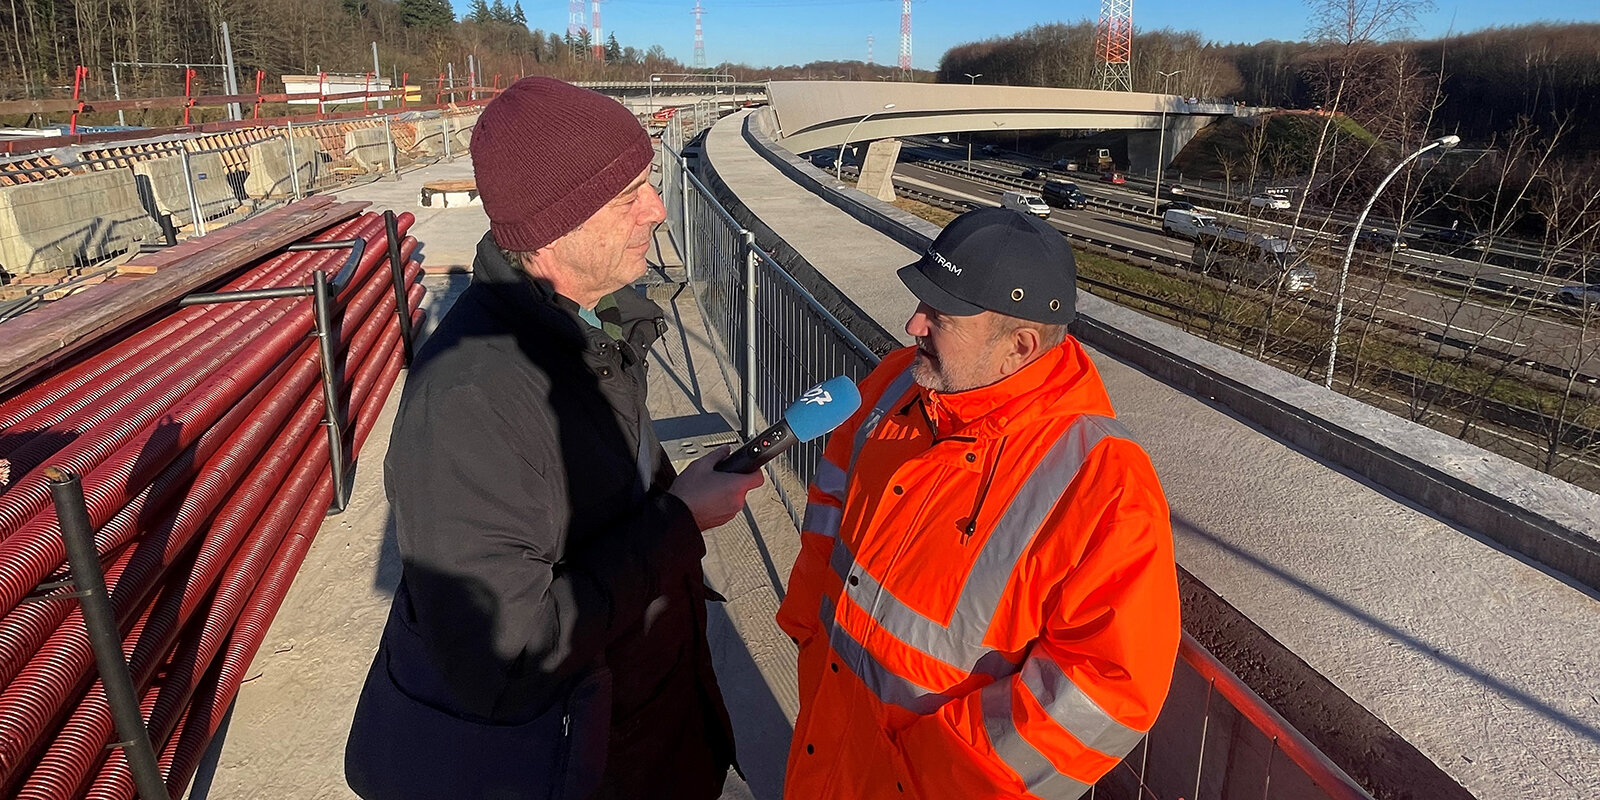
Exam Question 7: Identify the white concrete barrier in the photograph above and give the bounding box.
[344,128,393,173]
[243,135,319,199]
[0,170,161,275]
[131,151,239,227]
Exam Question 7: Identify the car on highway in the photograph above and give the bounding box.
[1248,193,1291,210]
[1100,171,1126,185]
[1353,228,1407,252]
[1417,226,1486,253]
[1020,167,1045,180]
[1041,180,1089,209]
[1556,284,1600,307]
[1001,190,1052,218]
[981,144,1000,155]
[1051,158,1078,172]
[1157,200,1197,215]
[1166,184,1187,196]
[1162,209,1221,241]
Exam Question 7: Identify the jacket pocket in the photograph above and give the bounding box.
[345,646,613,800]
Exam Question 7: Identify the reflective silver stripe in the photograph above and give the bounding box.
[1018,652,1145,758]
[848,366,917,477]
[982,678,1093,800]
[802,502,843,540]
[834,415,1127,671]
[813,458,848,502]
[821,594,952,714]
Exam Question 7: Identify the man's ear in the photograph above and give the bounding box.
[999,323,1041,377]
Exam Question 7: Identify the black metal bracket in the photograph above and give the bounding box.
[383,211,416,368]
[175,238,364,513]
[45,467,171,800]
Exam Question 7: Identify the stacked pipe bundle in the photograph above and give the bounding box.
[0,210,425,799]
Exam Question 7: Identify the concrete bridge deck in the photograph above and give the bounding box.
[698,108,1600,800]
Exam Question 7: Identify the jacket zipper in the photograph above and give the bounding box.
[963,436,1007,545]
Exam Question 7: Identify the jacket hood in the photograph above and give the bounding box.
[920,337,1114,440]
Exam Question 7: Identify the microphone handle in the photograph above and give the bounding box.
[714,420,797,473]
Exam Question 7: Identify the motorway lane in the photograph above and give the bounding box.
[893,161,1600,382]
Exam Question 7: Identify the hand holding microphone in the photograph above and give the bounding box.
[670,376,861,530]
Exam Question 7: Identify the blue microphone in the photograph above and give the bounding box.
[714,376,862,473]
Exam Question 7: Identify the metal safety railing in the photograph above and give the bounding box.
[658,118,1375,800]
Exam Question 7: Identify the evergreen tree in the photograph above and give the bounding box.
[606,33,622,62]
[512,1,528,27]
[402,0,454,28]
[489,0,511,24]
[467,0,491,24]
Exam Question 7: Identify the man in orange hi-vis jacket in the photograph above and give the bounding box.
[777,207,1180,800]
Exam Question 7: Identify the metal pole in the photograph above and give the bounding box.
[111,63,125,127]
[443,115,453,162]
[1325,135,1458,388]
[741,230,759,439]
[372,42,385,109]
[1154,70,1182,210]
[179,148,206,237]
[45,467,171,800]
[384,210,415,367]
[383,114,398,180]
[285,122,302,200]
[312,270,351,513]
[681,152,694,284]
[221,21,241,121]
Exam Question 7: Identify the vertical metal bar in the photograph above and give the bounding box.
[681,154,695,284]
[372,41,385,109]
[741,230,758,439]
[384,210,415,367]
[1195,679,1215,800]
[112,63,126,127]
[221,21,241,121]
[383,114,398,180]
[443,115,453,162]
[285,122,302,200]
[313,271,351,513]
[179,147,206,237]
[1262,737,1277,800]
[45,467,170,800]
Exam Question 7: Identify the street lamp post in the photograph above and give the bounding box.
[838,102,895,180]
[648,75,661,114]
[964,73,982,84]
[1153,69,1182,209]
[1324,134,1461,388]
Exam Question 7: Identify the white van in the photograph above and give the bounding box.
[1162,209,1220,241]
[1001,191,1051,218]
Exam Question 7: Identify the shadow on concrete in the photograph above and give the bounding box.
[706,600,792,800]
[1174,510,1600,749]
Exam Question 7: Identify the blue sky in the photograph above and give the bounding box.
[465,0,1598,71]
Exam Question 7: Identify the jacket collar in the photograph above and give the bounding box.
[470,232,666,353]
[919,337,1115,439]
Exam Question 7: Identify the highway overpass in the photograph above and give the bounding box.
[763,80,1235,169]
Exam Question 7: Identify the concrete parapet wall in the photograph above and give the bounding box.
[131,151,239,228]
[0,169,160,275]
[729,106,1600,593]
[344,128,393,173]
[243,136,319,199]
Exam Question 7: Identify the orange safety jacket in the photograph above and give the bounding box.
[777,341,1180,800]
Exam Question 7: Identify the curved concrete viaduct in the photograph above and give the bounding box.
[765,80,1236,170]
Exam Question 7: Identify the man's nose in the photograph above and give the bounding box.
[641,184,667,225]
[905,306,931,337]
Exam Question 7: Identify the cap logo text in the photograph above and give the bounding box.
[930,249,962,276]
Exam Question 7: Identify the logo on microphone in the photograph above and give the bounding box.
[799,387,833,405]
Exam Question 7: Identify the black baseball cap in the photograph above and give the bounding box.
[897,207,1076,324]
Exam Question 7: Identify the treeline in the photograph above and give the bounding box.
[938,22,1600,155]
[0,0,690,104]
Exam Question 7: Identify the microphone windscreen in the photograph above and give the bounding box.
[783,376,863,442]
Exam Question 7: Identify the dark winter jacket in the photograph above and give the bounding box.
[345,233,734,800]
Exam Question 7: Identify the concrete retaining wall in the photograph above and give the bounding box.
[131,151,239,228]
[0,169,161,275]
[243,135,318,199]
[344,128,393,173]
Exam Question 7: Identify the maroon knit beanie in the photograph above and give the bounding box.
[471,77,654,252]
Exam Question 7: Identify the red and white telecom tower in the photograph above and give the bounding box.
[1096,0,1133,91]
[898,0,912,78]
[568,0,586,60]
[591,0,605,62]
[692,1,707,69]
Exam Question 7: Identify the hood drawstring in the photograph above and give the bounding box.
[963,436,1007,545]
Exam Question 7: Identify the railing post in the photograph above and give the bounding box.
[383,114,399,181]
[179,147,206,237]
[740,230,759,439]
[285,121,302,200]
[384,210,415,367]
[312,270,351,512]
[45,467,171,800]
[680,153,694,284]
[443,115,453,162]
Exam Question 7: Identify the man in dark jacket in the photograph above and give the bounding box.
[345,78,763,800]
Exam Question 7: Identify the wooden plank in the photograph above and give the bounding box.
[0,197,369,396]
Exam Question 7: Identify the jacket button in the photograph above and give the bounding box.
[831,662,839,672]
[599,367,611,378]
[892,485,904,495]
[806,744,814,755]
[965,453,976,463]
[848,575,859,586]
